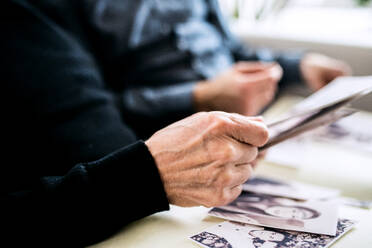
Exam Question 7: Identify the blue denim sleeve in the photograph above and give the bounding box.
[207,0,304,85]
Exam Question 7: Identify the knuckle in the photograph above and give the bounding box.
[220,195,231,206]
[206,112,220,123]
[219,168,234,186]
[210,116,228,134]
[220,189,237,206]
[197,111,211,120]
[239,165,252,181]
[215,189,229,206]
[208,190,223,207]
[233,185,243,199]
[220,143,238,162]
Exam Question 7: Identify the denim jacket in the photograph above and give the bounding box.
[6,0,303,137]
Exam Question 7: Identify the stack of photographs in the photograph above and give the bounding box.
[190,219,355,248]
[189,176,356,248]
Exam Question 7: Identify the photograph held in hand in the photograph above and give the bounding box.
[259,88,372,151]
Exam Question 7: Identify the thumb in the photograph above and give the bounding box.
[235,61,275,73]
[221,113,269,147]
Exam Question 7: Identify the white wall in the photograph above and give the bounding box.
[238,34,372,76]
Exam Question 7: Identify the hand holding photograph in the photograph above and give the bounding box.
[190,219,356,248]
[260,76,372,152]
[209,192,339,235]
[260,98,358,151]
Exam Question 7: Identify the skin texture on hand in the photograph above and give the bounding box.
[145,112,269,208]
[193,62,283,116]
[300,53,352,91]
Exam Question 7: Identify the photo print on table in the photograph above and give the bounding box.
[190,219,356,248]
[209,192,339,235]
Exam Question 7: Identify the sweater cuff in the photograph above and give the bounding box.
[254,48,304,85]
[277,51,304,85]
[85,140,170,220]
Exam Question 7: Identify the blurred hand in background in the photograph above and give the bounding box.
[301,53,352,91]
[194,62,283,116]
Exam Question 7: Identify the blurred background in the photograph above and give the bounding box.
[216,1,372,199]
[218,0,372,76]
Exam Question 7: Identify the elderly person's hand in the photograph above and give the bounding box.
[145,112,269,207]
[300,53,352,91]
[193,62,283,116]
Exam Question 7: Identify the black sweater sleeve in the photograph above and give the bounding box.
[3,141,169,247]
[1,1,169,246]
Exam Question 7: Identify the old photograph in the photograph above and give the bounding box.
[190,219,355,248]
[209,192,339,235]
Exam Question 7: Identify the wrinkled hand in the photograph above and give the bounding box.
[193,62,283,116]
[145,112,269,208]
[300,53,352,91]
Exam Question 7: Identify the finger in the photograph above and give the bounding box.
[268,64,284,81]
[245,116,265,122]
[225,114,269,147]
[233,163,253,186]
[218,163,252,189]
[331,59,352,76]
[254,81,277,101]
[251,160,258,168]
[227,184,243,204]
[264,83,278,101]
[236,69,281,100]
[324,66,350,83]
[215,184,243,207]
[209,112,269,146]
[230,139,259,164]
[237,64,283,86]
[230,113,265,122]
[234,61,275,73]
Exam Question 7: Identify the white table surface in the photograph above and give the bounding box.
[91,95,372,248]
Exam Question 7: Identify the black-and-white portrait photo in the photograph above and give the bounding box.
[190,219,355,248]
[190,231,232,248]
[209,192,339,235]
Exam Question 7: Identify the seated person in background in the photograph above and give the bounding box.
[5,0,349,139]
[0,0,350,246]
[2,1,268,247]
[84,0,349,137]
